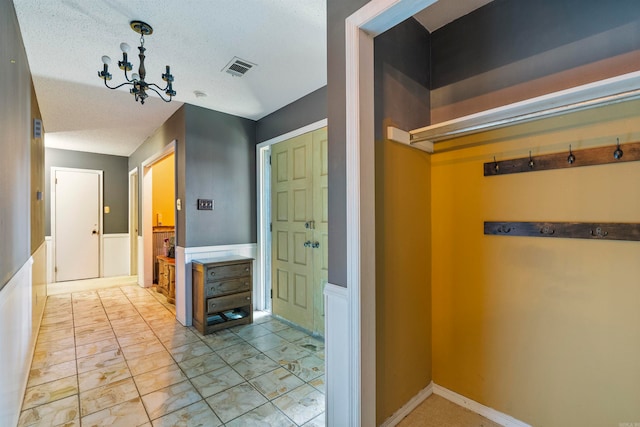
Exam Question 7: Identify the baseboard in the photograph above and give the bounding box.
[433,384,532,427]
[380,382,531,427]
[380,382,434,427]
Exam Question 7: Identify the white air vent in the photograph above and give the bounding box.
[222,57,256,77]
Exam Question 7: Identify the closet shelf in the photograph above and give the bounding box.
[409,71,640,145]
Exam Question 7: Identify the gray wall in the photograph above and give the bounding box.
[183,104,256,247]
[430,0,640,120]
[45,148,129,235]
[129,106,185,241]
[256,86,327,143]
[0,0,33,290]
[327,0,369,287]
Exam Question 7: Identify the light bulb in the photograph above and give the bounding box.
[120,42,130,53]
[101,55,111,65]
[131,73,139,81]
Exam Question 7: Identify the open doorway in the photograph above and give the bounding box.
[140,142,176,311]
[257,120,328,337]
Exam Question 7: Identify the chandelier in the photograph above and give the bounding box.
[98,21,175,104]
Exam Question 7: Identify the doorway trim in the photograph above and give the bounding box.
[128,168,139,279]
[50,167,104,282]
[256,119,328,313]
[343,0,436,425]
[140,140,176,288]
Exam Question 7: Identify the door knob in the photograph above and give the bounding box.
[304,240,312,247]
[92,230,98,235]
[311,241,320,249]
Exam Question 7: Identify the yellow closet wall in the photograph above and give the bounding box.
[152,154,175,227]
[431,99,640,426]
[376,140,432,424]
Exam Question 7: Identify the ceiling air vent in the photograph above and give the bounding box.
[222,57,256,77]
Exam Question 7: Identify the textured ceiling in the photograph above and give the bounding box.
[13,0,326,156]
[12,0,491,158]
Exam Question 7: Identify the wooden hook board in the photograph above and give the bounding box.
[484,141,640,176]
[484,221,640,241]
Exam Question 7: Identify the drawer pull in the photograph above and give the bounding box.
[246,297,250,300]
[210,272,215,276]
[245,267,249,271]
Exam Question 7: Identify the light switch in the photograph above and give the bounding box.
[176,199,181,211]
[104,206,110,214]
[197,199,214,210]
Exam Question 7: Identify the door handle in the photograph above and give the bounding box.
[92,230,99,235]
[304,240,312,248]
[304,220,315,229]
[311,241,320,249]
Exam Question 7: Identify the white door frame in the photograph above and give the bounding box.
[344,0,436,425]
[50,166,104,282]
[140,141,176,288]
[128,168,139,278]
[256,119,328,313]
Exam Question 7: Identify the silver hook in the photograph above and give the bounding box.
[613,138,623,160]
[567,144,575,164]
[528,151,534,168]
[493,156,499,172]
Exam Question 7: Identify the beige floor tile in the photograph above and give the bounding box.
[35,336,75,354]
[74,314,110,328]
[250,367,304,400]
[156,329,200,349]
[190,365,245,398]
[78,361,131,392]
[168,340,213,363]
[205,383,267,423]
[141,380,202,420]
[133,364,187,396]
[116,331,157,348]
[31,346,76,369]
[231,324,271,340]
[18,395,79,427]
[77,349,125,374]
[75,328,116,347]
[200,330,245,351]
[74,320,111,335]
[232,353,280,380]
[21,376,78,410]
[260,319,290,333]
[291,336,325,353]
[80,377,139,417]
[264,343,311,366]
[245,333,289,353]
[283,354,324,382]
[121,338,165,361]
[27,360,77,388]
[274,327,309,342]
[225,402,296,427]
[303,412,325,427]
[39,317,74,330]
[150,399,222,427]
[216,342,260,364]
[177,352,226,378]
[308,375,325,393]
[37,326,75,344]
[75,337,120,359]
[128,350,176,377]
[273,384,325,425]
[81,397,149,427]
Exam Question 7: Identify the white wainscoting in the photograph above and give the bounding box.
[174,244,257,326]
[0,257,34,427]
[324,282,350,427]
[45,236,53,284]
[102,233,130,278]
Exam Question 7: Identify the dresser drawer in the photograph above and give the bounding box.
[206,278,251,298]
[206,262,251,281]
[207,291,251,314]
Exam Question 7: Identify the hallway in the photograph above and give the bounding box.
[19,285,325,426]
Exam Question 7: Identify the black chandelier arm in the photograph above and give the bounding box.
[146,85,173,102]
[148,82,170,92]
[102,78,134,91]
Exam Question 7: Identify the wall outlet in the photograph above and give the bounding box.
[197,199,214,210]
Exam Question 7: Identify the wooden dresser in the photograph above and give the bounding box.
[192,255,253,335]
[156,255,175,304]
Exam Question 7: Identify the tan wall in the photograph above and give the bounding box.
[376,140,432,424]
[151,153,175,227]
[431,99,640,426]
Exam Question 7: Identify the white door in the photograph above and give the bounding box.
[54,169,101,281]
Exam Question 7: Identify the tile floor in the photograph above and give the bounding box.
[19,285,325,426]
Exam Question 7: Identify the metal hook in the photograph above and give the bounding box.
[493,156,499,172]
[590,227,608,238]
[540,226,555,235]
[613,138,623,160]
[528,151,534,168]
[567,144,575,164]
[497,225,511,233]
